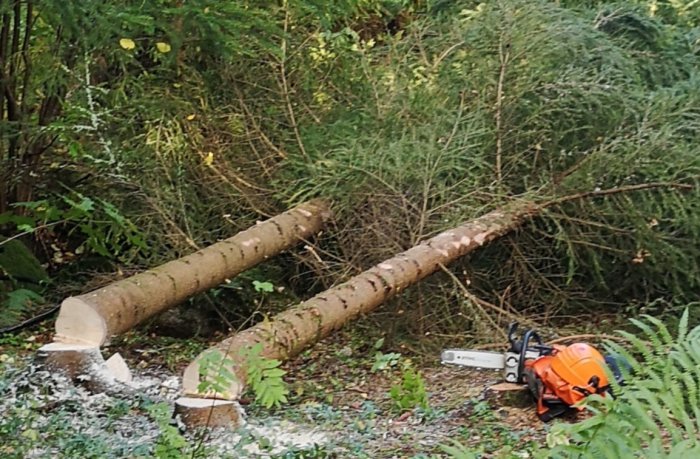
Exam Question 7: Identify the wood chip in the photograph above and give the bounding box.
[489,382,527,392]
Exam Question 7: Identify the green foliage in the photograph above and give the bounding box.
[438,440,478,459]
[197,344,289,409]
[371,351,402,372]
[243,343,290,409]
[547,307,700,458]
[269,0,700,329]
[0,238,48,284]
[146,402,191,459]
[389,363,430,412]
[196,349,239,397]
[0,237,49,327]
[2,0,699,346]
[2,289,45,325]
[1,193,146,263]
[253,280,275,293]
[270,443,332,458]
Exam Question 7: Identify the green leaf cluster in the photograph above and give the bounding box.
[243,343,289,409]
[196,344,289,409]
[196,349,238,397]
[1,192,146,263]
[389,363,430,412]
[146,402,190,459]
[371,351,402,372]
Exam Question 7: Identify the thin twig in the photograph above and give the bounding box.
[0,303,59,335]
[544,182,694,207]
[494,34,510,184]
[546,333,631,345]
[278,0,309,162]
[0,220,64,247]
[438,263,511,340]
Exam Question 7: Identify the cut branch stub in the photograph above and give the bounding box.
[182,200,539,400]
[55,200,330,346]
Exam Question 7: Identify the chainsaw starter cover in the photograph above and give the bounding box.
[550,343,609,393]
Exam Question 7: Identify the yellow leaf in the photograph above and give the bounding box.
[186,114,196,121]
[119,38,136,50]
[203,152,214,166]
[156,42,171,53]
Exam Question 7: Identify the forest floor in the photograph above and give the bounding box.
[0,322,585,458]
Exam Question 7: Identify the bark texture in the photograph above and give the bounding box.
[174,397,245,429]
[182,200,540,399]
[55,200,330,346]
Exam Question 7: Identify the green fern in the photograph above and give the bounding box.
[196,346,289,409]
[196,350,239,397]
[241,344,289,409]
[548,307,700,458]
[389,363,430,413]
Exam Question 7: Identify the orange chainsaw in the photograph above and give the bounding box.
[441,323,622,421]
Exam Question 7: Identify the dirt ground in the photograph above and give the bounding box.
[0,323,574,458]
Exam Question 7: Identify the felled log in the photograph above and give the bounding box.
[182,200,539,399]
[54,200,330,346]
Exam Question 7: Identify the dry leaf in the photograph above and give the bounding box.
[489,382,527,392]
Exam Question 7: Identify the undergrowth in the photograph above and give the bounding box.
[548,307,700,457]
[439,307,700,458]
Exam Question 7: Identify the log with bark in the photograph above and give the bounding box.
[54,200,330,346]
[182,200,540,399]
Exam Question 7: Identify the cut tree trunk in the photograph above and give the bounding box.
[55,200,330,346]
[182,200,540,399]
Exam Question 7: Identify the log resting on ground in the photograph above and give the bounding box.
[54,200,330,346]
[182,200,540,400]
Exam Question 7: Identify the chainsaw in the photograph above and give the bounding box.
[441,323,622,421]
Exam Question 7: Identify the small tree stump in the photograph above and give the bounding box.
[36,342,104,378]
[174,397,245,429]
[36,342,131,393]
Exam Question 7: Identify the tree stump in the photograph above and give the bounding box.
[174,397,245,429]
[36,343,132,393]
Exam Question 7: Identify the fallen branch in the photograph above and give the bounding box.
[544,182,694,207]
[0,304,59,336]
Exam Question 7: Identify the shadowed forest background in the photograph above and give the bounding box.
[1,0,698,340]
